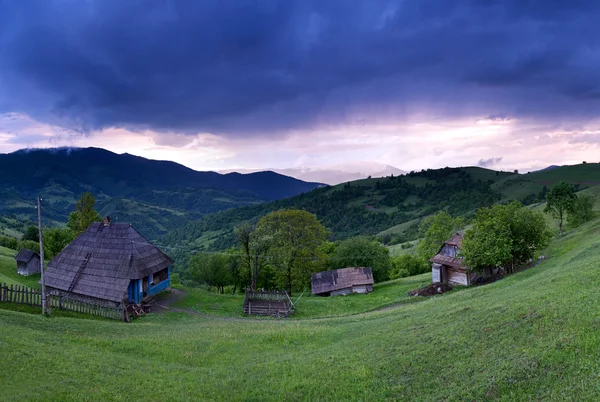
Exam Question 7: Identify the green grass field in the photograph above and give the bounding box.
[3,214,600,400]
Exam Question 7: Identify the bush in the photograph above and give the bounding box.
[390,255,428,279]
[0,235,18,250]
[17,240,42,254]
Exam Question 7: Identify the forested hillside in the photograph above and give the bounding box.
[162,163,600,258]
[0,147,322,239]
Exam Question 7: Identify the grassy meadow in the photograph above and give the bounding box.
[2,213,600,400]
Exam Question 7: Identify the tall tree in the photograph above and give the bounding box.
[256,209,328,294]
[417,211,464,261]
[544,181,577,233]
[67,192,103,235]
[235,223,271,292]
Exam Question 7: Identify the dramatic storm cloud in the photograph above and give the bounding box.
[1,0,600,180]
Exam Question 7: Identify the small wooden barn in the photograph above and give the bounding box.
[243,289,294,317]
[15,249,40,276]
[44,220,173,310]
[311,267,374,296]
[430,232,492,286]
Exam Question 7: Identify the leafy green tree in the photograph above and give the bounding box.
[461,215,512,272]
[331,237,392,282]
[187,253,231,293]
[568,194,595,227]
[256,209,328,294]
[417,211,464,261]
[43,228,75,259]
[390,255,427,279]
[544,181,577,233]
[235,223,271,292]
[463,202,552,273]
[67,192,102,235]
[22,225,39,242]
[224,247,244,294]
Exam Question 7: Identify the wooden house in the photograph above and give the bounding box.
[311,267,374,296]
[15,249,40,276]
[430,232,489,286]
[44,219,173,309]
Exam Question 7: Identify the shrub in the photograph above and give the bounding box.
[0,235,18,250]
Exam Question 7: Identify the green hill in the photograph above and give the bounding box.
[0,147,322,239]
[162,163,600,255]
[2,209,600,399]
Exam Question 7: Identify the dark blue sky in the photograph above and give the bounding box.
[0,0,599,177]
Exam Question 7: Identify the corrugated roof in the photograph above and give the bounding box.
[430,254,465,269]
[430,232,466,269]
[15,249,38,263]
[446,232,463,247]
[311,267,374,295]
[45,222,173,302]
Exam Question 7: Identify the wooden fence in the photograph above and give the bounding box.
[0,283,125,321]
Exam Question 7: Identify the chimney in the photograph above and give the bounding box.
[103,216,111,226]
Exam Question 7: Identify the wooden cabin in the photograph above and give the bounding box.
[311,267,374,296]
[44,220,173,312]
[430,232,488,286]
[15,249,40,276]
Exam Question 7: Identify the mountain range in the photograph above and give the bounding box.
[219,163,406,185]
[0,147,323,239]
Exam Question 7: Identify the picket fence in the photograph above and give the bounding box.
[0,282,125,320]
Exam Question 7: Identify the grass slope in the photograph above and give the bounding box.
[3,217,600,399]
[172,274,431,320]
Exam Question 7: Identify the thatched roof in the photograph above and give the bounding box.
[311,267,374,295]
[45,222,173,303]
[15,249,39,263]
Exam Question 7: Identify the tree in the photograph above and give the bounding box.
[187,253,231,293]
[544,181,577,233]
[461,214,512,272]
[224,247,244,294]
[462,202,552,273]
[568,194,595,227]
[22,225,39,242]
[417,211,464,261]
[256,209,328,294]
[235,223,271,292]
[331,237,392,282]
[67,193,102,235]
[43,228,75,258]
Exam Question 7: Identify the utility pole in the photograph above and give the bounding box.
[37,196,47,315]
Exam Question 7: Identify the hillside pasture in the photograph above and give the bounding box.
[3,217,600,399]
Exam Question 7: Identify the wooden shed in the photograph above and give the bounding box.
[243,289,294,317]
[311,267,374,296]
[44,220,173,311]
[15,249,40,276]
[430,232,493,286]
